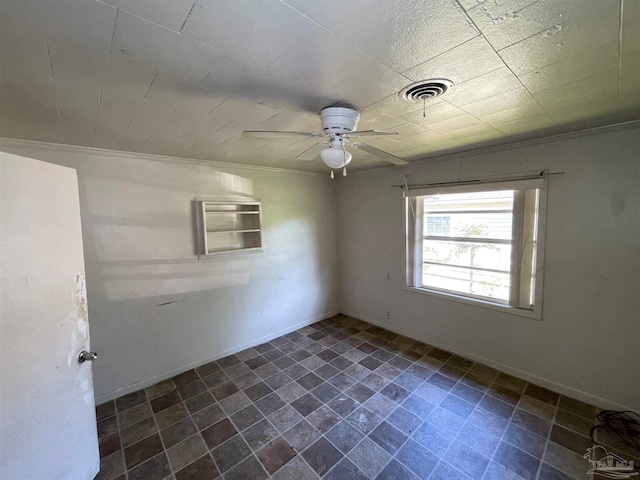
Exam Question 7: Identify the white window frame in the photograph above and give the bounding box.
[404,178,547,320]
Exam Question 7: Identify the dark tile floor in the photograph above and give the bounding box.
[94,315,637,480]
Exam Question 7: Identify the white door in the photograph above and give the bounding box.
[0,152,99,480]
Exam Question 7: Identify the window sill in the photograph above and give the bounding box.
[402,286,542,320]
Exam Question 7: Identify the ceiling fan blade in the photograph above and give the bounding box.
[296,142,326,161]
[342,130,399,138]
[353,143,409,165]
[243,131,323,139]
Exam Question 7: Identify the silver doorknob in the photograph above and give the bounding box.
[79,351,98,363]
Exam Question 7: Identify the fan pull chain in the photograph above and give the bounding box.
[423,97,426,117]
[343,167,347,177]
[330,170,334,179]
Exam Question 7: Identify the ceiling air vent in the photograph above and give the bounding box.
[399,79,453,102]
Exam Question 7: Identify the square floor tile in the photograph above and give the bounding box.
[369,421,408,454]
[310,382,340,403]
[255,392,286,416]
[242,418,279,451]
[494,441,540,480]
[201,418,237,450]
[167,435,207,471]
[326,420,364,454]
[161,417,197,449]
[346,383,376,403]
[271,455,319,480]
[124,433,164,469]
[211,434,252,473]
[127,453,171,480]
[307,405,340,434]
[268,405,304,433]
[413,421,454,456]
[346,406,382,435]
[347,437,390,478]
[175,454,220,480]
[376,459,420,480]
[445,441,490,479]
[224,455,269,480]
[396,439,439,479]
[291,393,323,417]
[256,437,297,474]
[283,420,321,452]
[302,437,343,476]
[231,405,264,432]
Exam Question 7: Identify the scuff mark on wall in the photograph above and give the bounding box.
[156,299,184,307]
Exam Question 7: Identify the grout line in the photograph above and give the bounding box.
[106,403,127,480]
[143,394,177,479]
[111,401,128,480]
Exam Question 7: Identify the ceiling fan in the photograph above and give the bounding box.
[243,106,408,177]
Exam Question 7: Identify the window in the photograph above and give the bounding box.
[405,178,545,316]
[426,216,450,236]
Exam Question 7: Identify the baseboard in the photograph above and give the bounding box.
[342,310,637,413]
[95,309,339,405]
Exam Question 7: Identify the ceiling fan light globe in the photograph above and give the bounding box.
[320,148,352,169]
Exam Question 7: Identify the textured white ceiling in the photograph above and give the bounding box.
[0,0,638,172]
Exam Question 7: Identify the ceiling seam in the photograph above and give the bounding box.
[142,74,157,100]
[107,8,118,60]
[455,5,560,130]
[525,68,619,97]
[514,40,619,78]
[116,8,226,55]
[617,0,624,111]
[424,99,504,141]
[45,41,54,79]
[399,34,482,77]
[179,1,198,33]
[275,0,415,81]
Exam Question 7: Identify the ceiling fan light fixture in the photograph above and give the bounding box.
[320,147,352,169]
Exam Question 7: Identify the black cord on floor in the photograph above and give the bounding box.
[590,410,640,455]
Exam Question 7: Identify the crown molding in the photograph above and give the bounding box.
[0,137,327,177]
[344,119,640,177]
[3,118,639,178]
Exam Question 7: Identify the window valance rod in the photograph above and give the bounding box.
[392,170,564,190]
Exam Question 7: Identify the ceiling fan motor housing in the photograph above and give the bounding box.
[320,107,360,134]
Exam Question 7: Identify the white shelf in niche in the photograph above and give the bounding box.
[195,200,263,257]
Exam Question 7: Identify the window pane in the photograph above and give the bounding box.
[426,212,512,239]
[423,240,511,272]
[421,190,514,302]
[422,264,510,301]
[424,191,513,240]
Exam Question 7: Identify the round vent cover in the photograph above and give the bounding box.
[399,79,453,102]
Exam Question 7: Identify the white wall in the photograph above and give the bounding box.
[337,124,640,411]
[0,139,338,402]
